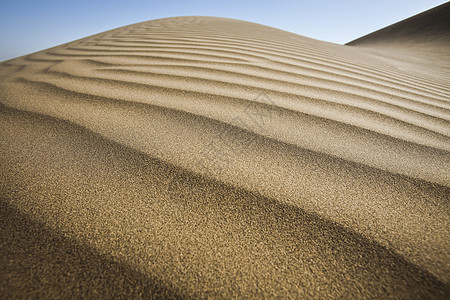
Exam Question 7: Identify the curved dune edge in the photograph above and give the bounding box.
[1,15,449,297]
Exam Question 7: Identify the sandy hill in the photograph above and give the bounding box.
[0,8,449,299]
[347,2,450,79]
[347,2,450,46]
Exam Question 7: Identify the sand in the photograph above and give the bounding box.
[1,4,449,299]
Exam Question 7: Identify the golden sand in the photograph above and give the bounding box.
[1,6,449,298]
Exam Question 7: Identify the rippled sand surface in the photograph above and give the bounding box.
[1,6,449,298]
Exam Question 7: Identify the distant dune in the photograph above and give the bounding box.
[347,2,450,46]
[1,4,449,299]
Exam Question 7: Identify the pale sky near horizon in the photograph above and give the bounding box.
[0,0,447,62]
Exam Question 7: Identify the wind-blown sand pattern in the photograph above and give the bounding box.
[1,4,450,299]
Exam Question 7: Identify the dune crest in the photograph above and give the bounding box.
[1,11,449,298]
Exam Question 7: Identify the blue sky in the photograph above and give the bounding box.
[0,0,446,61]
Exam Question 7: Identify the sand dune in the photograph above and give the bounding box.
[1,7,449,299]
[347,2,450,47]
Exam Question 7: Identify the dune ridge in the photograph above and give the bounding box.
[347,2,450,46]
[1,13,449,298]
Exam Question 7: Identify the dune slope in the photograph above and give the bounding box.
[347,2,450,46]
[1,13,449,298]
